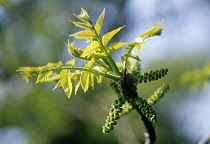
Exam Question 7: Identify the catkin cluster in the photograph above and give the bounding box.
[138,68,168,83]
[147,84,169,105]
[136,98,157,122]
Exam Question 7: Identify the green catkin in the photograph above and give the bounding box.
[136,98,157,122]
[147,84,169,105]
[137,68,168,83]
[102,98,125,134]
[103,81,134,134]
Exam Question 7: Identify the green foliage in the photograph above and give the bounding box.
[181,64,210,89]
[17,8,169,137]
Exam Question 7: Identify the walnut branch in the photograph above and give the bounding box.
[119,71,156,144]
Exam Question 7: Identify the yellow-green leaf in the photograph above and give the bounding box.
[85,53,106,67]
[96,75,103,86]
[124,53,141,61]
[43,74,60,82]
[95,9,105,35]
[66,59,75,66]
[89,73,95,89]
[71,21,92,29]
[60,69,72,98]
[72,72,81,95]
[139,20,163,38]
[85,58,96,67]
[70,30,95,39]
[129,37,150,51]
[74,8,91,23]
[36,71,52,84]
[81,71,90,92]
[116,63,122,71]
[53,80,61,90]
[107,41,128,54]
[81,41,100,57]
[102,26,125,46]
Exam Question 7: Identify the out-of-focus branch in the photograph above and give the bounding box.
[198,133,210,144]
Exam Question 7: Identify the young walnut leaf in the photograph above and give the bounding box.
[71,72,81,95]
[53,80,62,90]
[35,71,53,84]
[107,41,128,54]
[60,69,72,98]
[81,71,90,92]
[71,21,92,29]
[102,26,125,46]
[81,41,101,57]
[66,59,76,66]
[139,20,163,38]
[70,30,95,39]
[124,53,141,61]
[43,74,60,82]
[95,9,105,35]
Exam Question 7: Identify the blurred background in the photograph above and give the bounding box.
[0,0,210,144]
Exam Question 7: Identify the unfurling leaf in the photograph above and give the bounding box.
[36,71,53,84]
[65,40,84,58]
[70,30,95,39]
[95,9,105,35]
[74,8,91,23]
[71,21,92,29]
[102,26,125,46]
[60,69,72,98]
